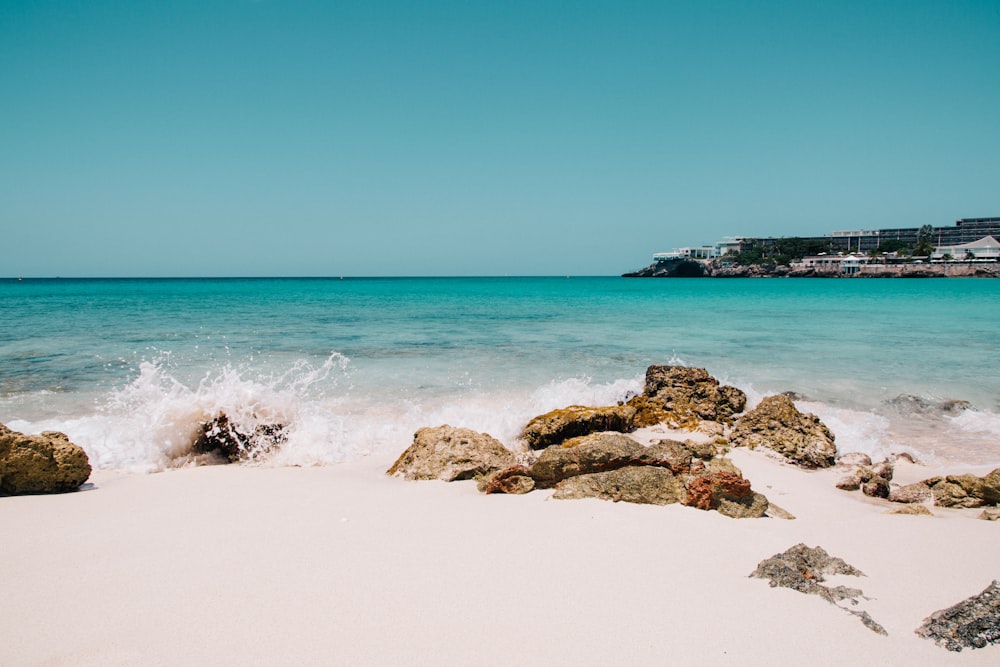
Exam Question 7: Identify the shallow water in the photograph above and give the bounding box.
[2,276,998,470]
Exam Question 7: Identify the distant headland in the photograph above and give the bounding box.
[624,217,1000,278]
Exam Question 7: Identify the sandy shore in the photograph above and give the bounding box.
[2,449,998,666]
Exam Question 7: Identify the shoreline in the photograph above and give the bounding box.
[2,449,998,665]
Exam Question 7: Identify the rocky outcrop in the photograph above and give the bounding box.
[916,581,1000,651]
[552,466,685,505]
[520,405,634,450]
[929,471,1000,508]
[730,394,836,468]
[750,543,887,635]
[630,365,746,428]
[387,425,518,481]
[528,433,684,488]
[0,425,92,495]
[519,365,745,448]
[192,414,287,463]
[683,470,768,518]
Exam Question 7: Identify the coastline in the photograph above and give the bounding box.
[623,258,1000,278]
[2,449,998,665]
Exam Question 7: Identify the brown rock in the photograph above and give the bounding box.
[552,466,685,505]
[529,432,641,487]
[982,468,1000,505]
[887,504,933,516]
[520,405,634,449]
[387,425,517,481]
[931,475,987,508]
[978,508,1000,521]
[871,460,894,482]
[862,476,891,499]
[646,439,694,474]
[836,469,865,491]
[683,470,768,518]
[478,466,535,494]
[629,365,746,428]
[889,482,931,504]
[0,426,92,495]
[836,452,873,468]
[192,413,286,463]
[730,394,837,468]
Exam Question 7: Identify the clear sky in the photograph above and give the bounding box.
[2,0,998,277]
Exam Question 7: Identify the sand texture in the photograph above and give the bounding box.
[1,448,998,666]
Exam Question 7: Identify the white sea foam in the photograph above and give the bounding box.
[5,358,644,472]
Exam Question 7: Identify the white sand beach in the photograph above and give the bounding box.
[2,447,998,666]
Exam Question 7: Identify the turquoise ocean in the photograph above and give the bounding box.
[2,277,998,471]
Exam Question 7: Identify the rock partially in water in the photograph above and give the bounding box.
[192,414,287,463]
[730,394,837,468]
[552,466,685,505]
[387,425,517,482]
[0,424,92,495]
[915,580,1000,651]
[629,365,746,428]
[750,544,886,635]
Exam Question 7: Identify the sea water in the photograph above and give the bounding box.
[2,276,998,471]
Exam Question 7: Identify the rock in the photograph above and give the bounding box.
[836,452,872,468]
[647,439,694,474]
[979,508,1000,521]
[888,481,931,504]
[520,405,634,449]
[730,394,837,468]
[931,475,987,508]
[887,504,933,516]
[529,432,680,488]
[893,451,920,465]
[835,469,865,491]
[552,466,685,505]
[983,468,1000,504]
[628,366,746,428]
[683,471,768,518]
[862,476,891,499]
[871,459,894,482]
[0,425,92,495]
[696,421,726,438]
[478,466,535,494]
[915,580,1000,651]
[685,439,719,460]
[750,543,887,635]
[192,414,287,463]
[387,425,517,481]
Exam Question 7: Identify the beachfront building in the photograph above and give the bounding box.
[793,254,871,274]
[930,236,1000,262]
[653,237,745,263]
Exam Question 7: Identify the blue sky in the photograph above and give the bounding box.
[2,0,998,276]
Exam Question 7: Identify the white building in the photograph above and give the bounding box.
[793,254,870,275]
[931,236,1000,262]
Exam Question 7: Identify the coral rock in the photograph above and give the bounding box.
[730,394,837,468]
[888,482,931,504]
[628,365,746,428]
[520,405,634,449]
[0,425,92,495]
[387,425,517,481]
[552,466,685,505]
[683,471,768,518]
[916,580,1000,651]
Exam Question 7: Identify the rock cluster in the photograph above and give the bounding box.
[0,423,92,495]
[390,424,773,518]
[751,543,887,635]
[927,470,1000,508]
[730,394,837,468]
[916,580,1000,651]
[520,365,745,449]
